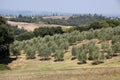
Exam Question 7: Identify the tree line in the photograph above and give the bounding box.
[15,26,64,41]
[11,19,120,41]
[9,14,119,26]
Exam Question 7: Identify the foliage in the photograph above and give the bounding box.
[0,16,14,59]
[112,42,120,54]
[11,26,27,35]
[0,16,7,25]
[43,14,108,26]
[34,27,64,37]
[59,41,69,50]
[25,47,36,59]
[54,49,64,62]
[10,42,21,58]
[101,41,110,52]
[77,44,87,64]
[9,25,120,64]
[38,44,51,60]
[106,48,114,59]
[71,46,78,57]
[9,15,42,23]
[16,31,34,41]
[89,20,120,30]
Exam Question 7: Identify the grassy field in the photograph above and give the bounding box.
[0,67,120,80]
[0,54,120,80]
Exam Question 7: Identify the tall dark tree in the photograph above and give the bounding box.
[0,16,14,59]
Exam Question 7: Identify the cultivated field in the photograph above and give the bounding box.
[1,39,120,80]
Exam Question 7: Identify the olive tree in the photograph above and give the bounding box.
[77,46,87,64]
[54,49,64,62]
[71,46,78,60]
[38,44,51,60]
[25,47,36,59]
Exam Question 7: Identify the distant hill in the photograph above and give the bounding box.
[0,9,33,16]
[0,9,73,16]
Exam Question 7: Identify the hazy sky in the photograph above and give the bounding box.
[0,0,120,15]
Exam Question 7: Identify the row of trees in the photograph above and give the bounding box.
[72,41,104,65]
[68,20,120,32]
[10,26,120,64]
[15,27,64,41]
[71,40,120,65]
[9,15,43,23]
[42,14,110,26]
[10,24,64,41]
[11,19,120,41]
[10,14,119,27]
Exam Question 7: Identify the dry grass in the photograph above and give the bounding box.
[0,67,120,80]
[42,16,69,20]
[7,21,72,31]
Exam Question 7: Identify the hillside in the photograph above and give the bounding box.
[0,16,120,80]
[8,14,112,26]
[7,21,72,31]
[9,26,120,66]
[0,39,120,80]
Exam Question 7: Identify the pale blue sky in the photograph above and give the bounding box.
[0,0,120,15]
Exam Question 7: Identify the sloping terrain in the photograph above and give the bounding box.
[7,21,72,31]
[0,39,120,80]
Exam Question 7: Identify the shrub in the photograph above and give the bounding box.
[10,42,21,58]
[87,41,97,60]
[71,46,78,57]
[112,42,120,53]
[106,48,113,59]
[76,44,88,64]
[47,41,58,54]
[25,47,36,59]
[68,36,77,45]
[38,44,51,60]
[101,42,110,52]
[111,35,120,44]
[54,49,64,62]
[77,50,87,64]
[59,41,69,50]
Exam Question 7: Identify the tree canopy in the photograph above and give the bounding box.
[0,16,14,58]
